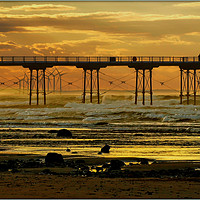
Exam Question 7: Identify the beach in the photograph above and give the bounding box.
[1,175,200,198]
[1,0,200,198]
[0,91,200,198]
[0,153,200,198]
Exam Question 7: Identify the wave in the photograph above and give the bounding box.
[0,94,199,127]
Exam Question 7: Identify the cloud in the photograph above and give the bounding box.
[174,2,200,8]
[135,35,192,46]
[25,36,125,56]
[0,5,198,57]
[1,11,200,37]
[0,41,20,51]
[0,33,6,37]
[0,4,76,12]
[185,32,200,36]
[1,11,200,21]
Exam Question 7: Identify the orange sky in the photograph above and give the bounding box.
[0,1,200,90]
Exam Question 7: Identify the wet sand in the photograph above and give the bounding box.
[0,154,200,198]
[0,174,200,198]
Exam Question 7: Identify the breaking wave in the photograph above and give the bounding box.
[0,93,199,128]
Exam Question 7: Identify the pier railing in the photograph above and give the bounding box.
[0,56,199,63]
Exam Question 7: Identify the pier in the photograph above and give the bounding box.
[0,55,200,105]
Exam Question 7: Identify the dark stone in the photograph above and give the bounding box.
[7,160,19,169]
[0,163,9,171]
[98,152,102,155]
[66,148,71,152]
[129,163,134,166]
[45,153,64,167]
[57,129,72,138]
[48,130,58,133]
[65,160,75,168]
[140,158,149,165]
[102,163,110,168]
[110,160,125,170]
[101,144,110,153]
[21,159,42,168]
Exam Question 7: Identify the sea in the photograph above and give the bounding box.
[0,89,200,162]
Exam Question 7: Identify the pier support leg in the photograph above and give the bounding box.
[180,68,183,104]
[90,70,93,103]
[150,69,153,105]
[194,69,196,105]
[97,69,100,104]
[43,68,46,105]
[29,69,33,105]
[142,69,145,105]
[134,68,153,105]
[187,69,190,105]
[135,69,138,105]
[81,68,100,104]
[36,69,39,105]
[83,69,86,103]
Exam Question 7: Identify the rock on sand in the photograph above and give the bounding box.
[101,144,110,153]
[45,153,64,167]
[57,129,72,138]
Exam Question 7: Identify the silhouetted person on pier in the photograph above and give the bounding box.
[132,56,137,62]
[198,54,200,61]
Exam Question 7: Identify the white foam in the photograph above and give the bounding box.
[1,94,200,125]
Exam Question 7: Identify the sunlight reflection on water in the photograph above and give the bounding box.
[0,92,200,161]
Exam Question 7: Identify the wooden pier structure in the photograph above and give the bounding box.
[0,55,200,105]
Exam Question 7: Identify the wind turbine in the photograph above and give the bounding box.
[55,68,67,94]
[23,72,30,92]
[14,76,23,93]
[45,72,51,93]
[47,68,59,93]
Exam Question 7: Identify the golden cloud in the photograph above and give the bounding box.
[185,32,200,36]
[135,35,192,46]
[174,2,200,8]
[0,33,6,37]
[0,4,76,12]
[0,11,200,38]
[25,36,124,56]
[1,11,200,22]
[0,41,20,51]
